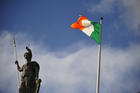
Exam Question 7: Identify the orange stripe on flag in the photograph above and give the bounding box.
[77,15,88,24]
[71,15,88,30]
[71,22,84,30]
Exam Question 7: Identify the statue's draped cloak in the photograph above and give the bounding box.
[19,61,40,93]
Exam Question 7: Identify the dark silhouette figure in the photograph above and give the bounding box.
[15,46,41,93]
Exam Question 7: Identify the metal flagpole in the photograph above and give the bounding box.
[13,37,20,87]
[96,17,103,93]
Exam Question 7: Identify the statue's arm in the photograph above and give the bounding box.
[15,60,23,72]
[35,67,39,80]
[34,63,40,80]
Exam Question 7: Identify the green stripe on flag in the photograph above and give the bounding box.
[90,22,101,44]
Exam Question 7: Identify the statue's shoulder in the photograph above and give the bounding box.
[31,61,40,70]
[31,61,39,65]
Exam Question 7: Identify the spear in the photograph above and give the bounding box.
[13,37,20,87]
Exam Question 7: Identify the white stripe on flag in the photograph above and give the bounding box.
[82,25,94,36]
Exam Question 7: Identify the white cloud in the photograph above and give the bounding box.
[87,0,116,14]
[0,31,140,93]
[120,0,140,33]
[88,0,140,34]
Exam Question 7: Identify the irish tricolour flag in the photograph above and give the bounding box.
[71,15,101,44]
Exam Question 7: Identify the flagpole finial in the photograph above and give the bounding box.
[100,17,103,20]
[100,17,103,24]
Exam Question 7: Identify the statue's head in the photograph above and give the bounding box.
[24,52,32,62]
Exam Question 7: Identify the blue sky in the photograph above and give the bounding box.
[0,0,140,93]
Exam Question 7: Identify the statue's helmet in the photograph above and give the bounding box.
[24,52,32,61]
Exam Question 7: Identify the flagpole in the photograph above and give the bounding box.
[96,17,103,93]
[13,37,20,87]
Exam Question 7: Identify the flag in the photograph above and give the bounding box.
[71,15,101,44]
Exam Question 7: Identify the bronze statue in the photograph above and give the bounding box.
[15,46,41,93]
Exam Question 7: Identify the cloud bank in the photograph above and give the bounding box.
[88,0,140,34]
[0,31,140,93]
